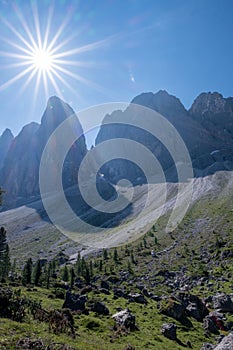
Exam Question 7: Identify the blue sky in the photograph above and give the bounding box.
[0,0,233,137]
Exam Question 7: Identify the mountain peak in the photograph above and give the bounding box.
[131,90,187,118]
[190,91,227,115]
[0,129,14,171]
[1,128,14,139]
[41,96,76,132]
[47,95,64,106]
[19,122,40,136]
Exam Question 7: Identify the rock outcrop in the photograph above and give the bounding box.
[0,96,87,208]
[112,309,136,329]
[160,323,177,340]
[214,332,233,350]
[0,129,14,171]
[63,291,87,312]
[95,90,233,184]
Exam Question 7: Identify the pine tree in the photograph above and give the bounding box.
[0,226,11,281]
[11,258,17,278]
[22,258,33,286]
[127,260,133,274]
[113,248,118,262]
[62,265,69,282]
[45,263,51,289]
[84,265,90,284]
[103,248,108,260]
[33,259,42,286]
[2,245,10,280]
[99,259,103,272]
[76,252,81,275]
[89,260,93,278]
[70,267,75,289]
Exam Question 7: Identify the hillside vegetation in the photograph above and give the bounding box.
[0,171,233,349]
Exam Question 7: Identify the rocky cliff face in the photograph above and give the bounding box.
[96,90,231,183]
[1,122,40,206]
[1,90,233,209]
[190,92,233,145]
[0,96,87,208]
[0,129,14,170]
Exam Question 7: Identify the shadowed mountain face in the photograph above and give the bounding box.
[0,96,87,209]
[96,90,233,183]
[0,129,14,170]
[1,90,233,211]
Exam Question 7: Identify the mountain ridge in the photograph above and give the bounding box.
[0,96,87,209]
[1,90,233,210]
[96,89,233,184]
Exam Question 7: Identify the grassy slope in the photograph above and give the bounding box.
[1,171,233,349]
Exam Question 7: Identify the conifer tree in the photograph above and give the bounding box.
[113,248,118,262]
[62,265,69,282]
[99,259,103,272]
[70,267,75,289]
[33,259,42,286]
[103,248,108,260]
[0,226,11,281]
[22,258,33,286]
[89,260,93,278]
[76,252,81,275]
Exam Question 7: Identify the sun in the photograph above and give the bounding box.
[0,1,114,100]
[31,48,54,73]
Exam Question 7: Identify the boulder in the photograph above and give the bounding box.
[113,288,127,299]
[159,297,186,322]
[99,288,110,295]
[100,280,110,290]
[80,285,92,295]
[209,311,226,331]
[16,338,44,349]
[213,293,233,313]
[201,343,215,350]
[150,295,161,302]
[203,316,219,335]
[91,301,109,315]
[160,323,177,340]
[128,293,146,304]
[112,308,136,330]
[214,332,233,350]
[63,291,87,312]
[177,292,209,321]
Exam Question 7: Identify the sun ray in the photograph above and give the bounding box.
[52,35,118,59]
[0,65,35,92]
[47,70,64,99]
[31,68,43,111]
[31,0,42,50]
[0,35,35,57]
[42,69,49,99]
[0,17,35,53]
[18,68,38,95]
[0,61,35,70]
[43,5,54,50]
[50,66,84,100]
[52,63,109,95]
[0,51,31,60]
[46,10,73,53]
[12,3,38,51]
[52,59,96,68]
